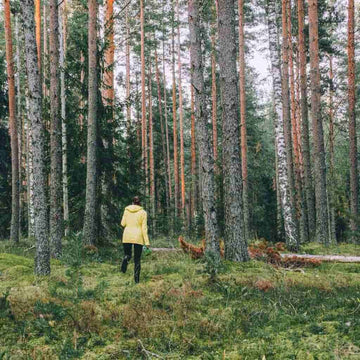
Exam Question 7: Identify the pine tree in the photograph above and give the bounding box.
[4,0,20,243]
[308,0,329,245]
[189,0,220,256]
[217,0,249,261]
[83,0,98,245]
[298,0,315,240]
[347,0,358,238]
[49,0,63,257]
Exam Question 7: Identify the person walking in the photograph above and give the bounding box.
[120,196,150,283]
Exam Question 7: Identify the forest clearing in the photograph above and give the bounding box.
[1,239,360,359]
[1,0,360,357]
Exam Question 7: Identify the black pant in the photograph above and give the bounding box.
[122,243,143,283]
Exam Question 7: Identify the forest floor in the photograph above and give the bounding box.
[0,238,360,359]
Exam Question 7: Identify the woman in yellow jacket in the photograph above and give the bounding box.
[120,196,150,283]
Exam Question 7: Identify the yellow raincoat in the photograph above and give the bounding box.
[121,205,150,246]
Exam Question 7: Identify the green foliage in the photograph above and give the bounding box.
[1,242,360,358]
[202,250,223,282]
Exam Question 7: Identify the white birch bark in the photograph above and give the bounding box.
[266,0,298,248]
[22,0,50,275]
[59,1,69,237]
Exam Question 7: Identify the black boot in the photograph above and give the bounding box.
[121,255,130,273]
[134,261,141,283]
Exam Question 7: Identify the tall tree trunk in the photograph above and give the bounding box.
[101,0,115,239]
[308,0,329,245]
[287,0,307,244]
[49,0,63,257]
[140,0,147,195]
[328,54,336,243]
[298,0,315,240]
[281,0,299,249]
[189,0,220,256]
[103,0,114,109]
[35,0,41,71]
[25,88,35,238]
[162,5,172,205]
[148,61,156,233]
[190,85,197,222]
[43,0,48,96]
[79,51,85,131]
[155,48,170,211]
[83,0,98,245]
[15,15,22,240]
[211,32,218,168]
[4,0,20,243]
[348,0,358,238]
[172,17,179,217]
[238,0,250,242]
[59,0,69,237]
[126,7,131,131]
[217,0,249,261]
[266,0,298,248]
[176,0,186,215]
[22,0,50,275]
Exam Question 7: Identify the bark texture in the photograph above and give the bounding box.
[59,0,69,237]
[217,0,249,261]
[176,0,186,215]
[4,0,20,243]
[238,0,249,242]
[298,0,315,240]
[266,0,298,248]
[348,0,358,237]
[172,17,179,216]
[22,0,50,275]
[155,49,170,211]
[83,0,98,245]
[35,0,41,71]
[189,0,220,256]
[308,0,329,245]
[49,0,63,257]
[281,0,299,248]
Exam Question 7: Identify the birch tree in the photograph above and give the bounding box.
[4,0,20,243]
[266,0,298,249]
[22,0,50,275]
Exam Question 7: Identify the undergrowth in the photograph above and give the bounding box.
[0,239,359,359]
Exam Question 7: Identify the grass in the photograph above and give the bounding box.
[298,242,360,256]
[0,239,360,359]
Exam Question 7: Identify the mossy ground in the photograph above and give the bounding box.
[0,239,360,359]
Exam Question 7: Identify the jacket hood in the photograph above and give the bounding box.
[125,205,143,213]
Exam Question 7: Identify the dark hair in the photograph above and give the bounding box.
[133,196,141,205]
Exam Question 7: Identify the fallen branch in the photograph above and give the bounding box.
[137,339,163,359]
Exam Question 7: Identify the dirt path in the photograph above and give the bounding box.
[151,248,360,262]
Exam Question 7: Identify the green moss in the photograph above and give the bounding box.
[1,243,360,359]
[299,242,360,256]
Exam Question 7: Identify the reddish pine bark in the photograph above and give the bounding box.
[35,0,41,71]
[103,0,114,109]
[308,0,329,244]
